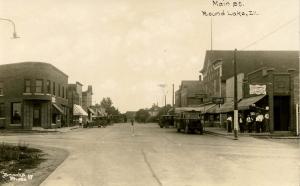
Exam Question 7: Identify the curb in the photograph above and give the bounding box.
[205,130,300,139]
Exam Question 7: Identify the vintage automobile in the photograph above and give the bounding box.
[90,116,108,128]
[158,115,175,128]
[174,108,203,134]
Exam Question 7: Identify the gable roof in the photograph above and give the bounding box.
[200,50,299,80]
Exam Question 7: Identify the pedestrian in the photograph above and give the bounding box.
[130,118,135,136]
[227,115,232,133]
[239,113,245,133]
[264,113,270,132]
[246,115,253,133]
[79,116,83,128]
[255,112,264,133]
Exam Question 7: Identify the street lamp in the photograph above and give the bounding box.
[158,84,167,113]
[0,18,20,39]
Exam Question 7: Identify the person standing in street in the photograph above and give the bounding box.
[79,116,83,128]
[264,113,270,132]
[239,113,245,133]
[246,115,253,133]
[227,115,232,133]
[255,112,264,133]
[130,118,135,136]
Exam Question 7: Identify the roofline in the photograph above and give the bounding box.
[0,61,68,77]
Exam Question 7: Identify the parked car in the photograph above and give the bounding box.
[158,115,175,128]
[174,109,203,134]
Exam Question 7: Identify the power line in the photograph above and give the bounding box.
[242,17,297,50]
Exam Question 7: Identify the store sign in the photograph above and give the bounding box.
[249,84,266,95]
[212,97,224,104]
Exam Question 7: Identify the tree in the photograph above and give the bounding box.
[100,97,120,115]
[135,109,150,123]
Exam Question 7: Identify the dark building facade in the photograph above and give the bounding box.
[175,80,206,107]
[243,67,299,133]
[0,62,69,129]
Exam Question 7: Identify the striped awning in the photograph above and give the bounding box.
[52,103,64,114]
[73,104,88,116]
[88,108,95,115]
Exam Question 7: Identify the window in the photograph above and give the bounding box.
[35,79,43,93]
[58,84,61,97]
[62,86,65,98]
[24,79,31,93]
[0,82,3,95]
[46,80,51,94]
[0,103,4,117]
[11,102,21,124]
[53,82,56,95]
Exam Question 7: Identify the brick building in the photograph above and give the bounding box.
[243,67,299,133]
[200,50,299,133]
[200,50,298,103]
[67,82,87,125]
[0,62,69,129]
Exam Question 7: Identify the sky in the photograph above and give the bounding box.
[0,0,299,113]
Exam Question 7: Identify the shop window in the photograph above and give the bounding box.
[0,103,4,117]
[35,79,43,93]
[11,102,21,124]
[46,80,51,94]
[24,79,31,93]
[0,82,3,95]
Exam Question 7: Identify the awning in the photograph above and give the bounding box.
[238,95,266,110]
[88,108,95,115]
[202,104,217,114]
[73,104,88,116]
[219,101,234,113]
[218,95,266,113]
[206,104,220,114]
[175,107,203,113]
[52,103,64,114]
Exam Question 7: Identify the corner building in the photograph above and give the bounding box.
[0,62,69,129]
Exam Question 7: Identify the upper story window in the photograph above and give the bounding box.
[53,82,56,95]
[62,86,65,98]
[35,79,43,93]
[46,80,51,94]
[0,82,3,96]
[24,79,31,93]
[58,84,61,97]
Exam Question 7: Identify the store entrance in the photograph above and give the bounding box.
[33,104,41,127]
[273,96,290,131]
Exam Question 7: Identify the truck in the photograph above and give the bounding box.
[158,115,175,128]
[174,108,204,134]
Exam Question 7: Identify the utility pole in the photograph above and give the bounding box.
[172,84,174,108]
[233,49,238,140]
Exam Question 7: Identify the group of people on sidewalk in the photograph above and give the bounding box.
[227,112,270,133]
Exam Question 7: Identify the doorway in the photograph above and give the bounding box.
[33,104,41,127]
[273,96,290,131]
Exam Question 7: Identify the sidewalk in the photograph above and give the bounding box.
[0,126,80,134]
[204,127,300,139]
